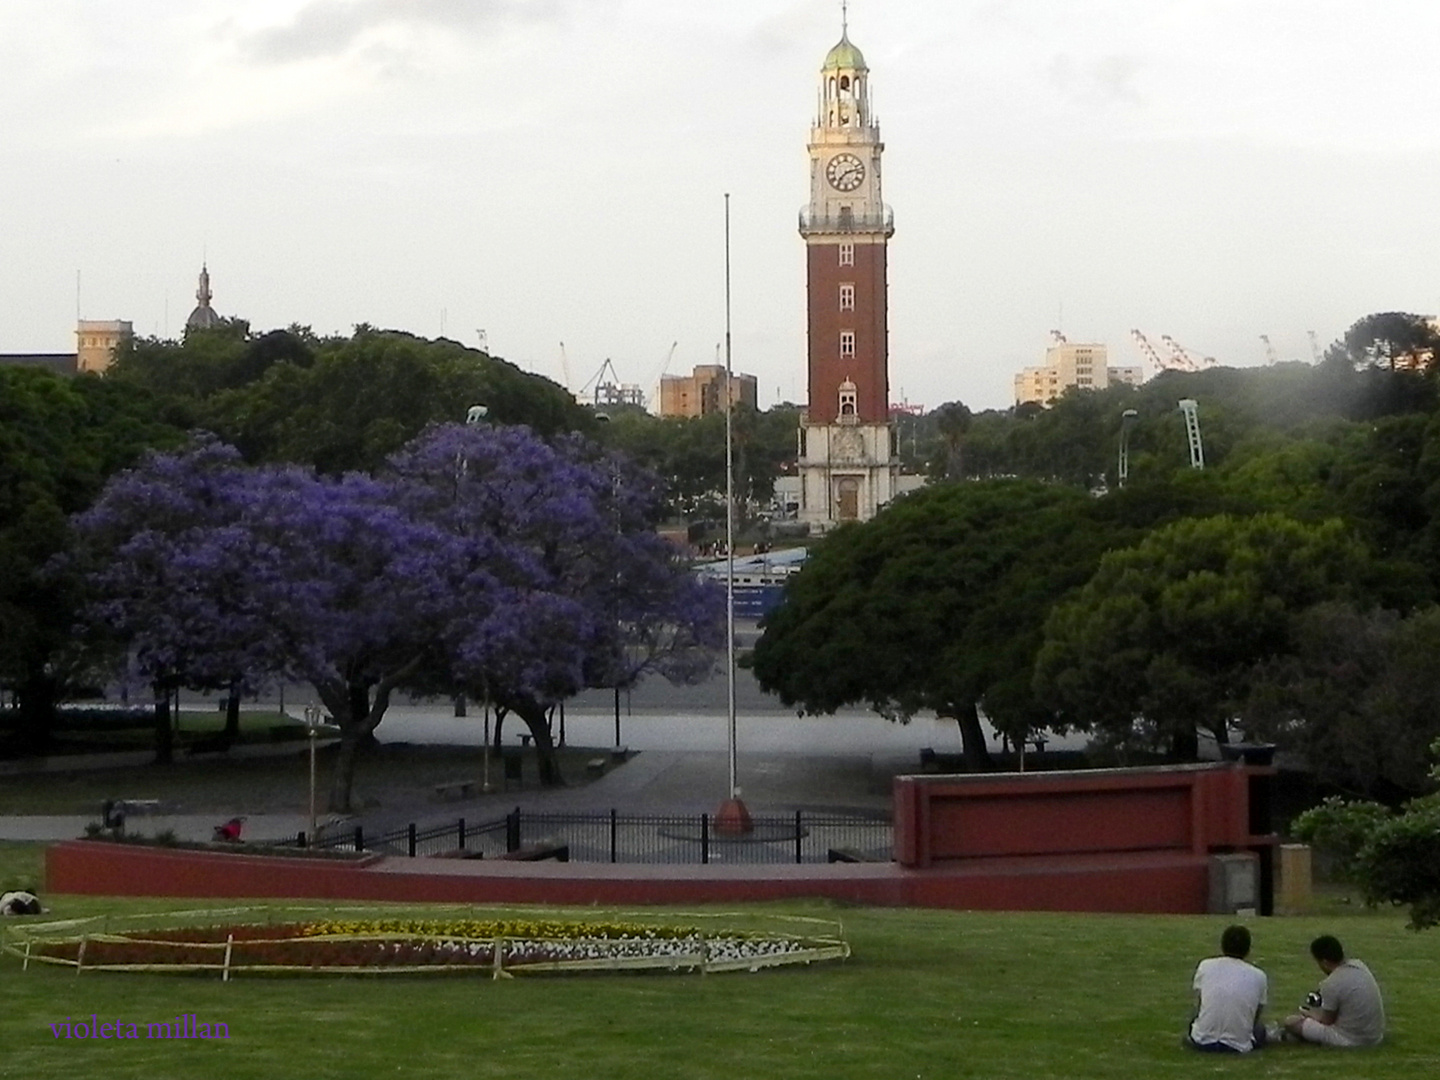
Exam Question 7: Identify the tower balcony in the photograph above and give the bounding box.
[798,205,894,238]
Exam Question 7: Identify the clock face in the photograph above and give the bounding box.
[826,153,865,192]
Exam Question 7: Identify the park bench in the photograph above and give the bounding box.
[433,779,479,801]
[827,846,885,863]
[498,841,569,862]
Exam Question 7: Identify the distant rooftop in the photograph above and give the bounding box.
[0,353,78,377]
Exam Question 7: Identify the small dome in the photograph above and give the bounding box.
[822,34,867,72]
[186,305,222,331]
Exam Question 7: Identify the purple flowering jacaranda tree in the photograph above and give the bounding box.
[74,424,722,804]
[387,425,725,786]
[68,438,290,763]
[73,437,467,807]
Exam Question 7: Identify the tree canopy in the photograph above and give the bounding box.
[1034,513,1376,758]
[0,367,183,754]
[71,425,722,809]
[111,325,593,473]
[752,480,1117,768]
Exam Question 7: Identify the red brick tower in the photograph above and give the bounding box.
[797,20,897,530]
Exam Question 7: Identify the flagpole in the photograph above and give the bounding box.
[725,192,737,800]
[717,192,751,834]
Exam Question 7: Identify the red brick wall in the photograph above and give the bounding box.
[894,764,1262,869]
[45,840,1212,914]
[807,240,888,423]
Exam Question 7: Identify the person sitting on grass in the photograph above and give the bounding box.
[1185,924,1268,1053]
[1283,935,1385,1047]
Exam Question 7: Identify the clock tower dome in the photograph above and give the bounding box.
[796,15,897,530]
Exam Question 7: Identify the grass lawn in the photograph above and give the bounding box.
[2,843,1438,1079]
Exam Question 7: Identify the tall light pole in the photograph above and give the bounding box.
[1118,408,1138,487]
[716,192,752,835]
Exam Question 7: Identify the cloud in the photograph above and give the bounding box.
[237,0,571,64]
[1046,51,1144,109]
[746,0,833,58]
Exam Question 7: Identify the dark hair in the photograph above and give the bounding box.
[1310,935,1345,964]
[1220,925,1251,959]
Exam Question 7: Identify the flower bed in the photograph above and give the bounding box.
[3,907,849,978]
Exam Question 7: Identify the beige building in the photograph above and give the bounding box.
[1014,342,1144,407]
[1,318,131,376]
[76,320,133,374]
[658,364,759,418]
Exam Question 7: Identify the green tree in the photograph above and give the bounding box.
[0,368,182,753]
[931,401,972,479]
[597,404,798,519]
[1245,604,1440,796]
[1035,513,1374,759]
[115,325,592,474]
[201,329,591,473]
[753,481,1118,768]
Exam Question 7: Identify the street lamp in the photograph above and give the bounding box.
[302,704,322,842]
[1118,409,1138,487]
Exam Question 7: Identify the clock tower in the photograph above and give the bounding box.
[797,17,897,530]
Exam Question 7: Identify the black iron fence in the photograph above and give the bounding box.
[264,809,891,865]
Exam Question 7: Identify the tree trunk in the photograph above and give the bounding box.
[328,727,364,814]
[152,685,173,765]
[222,681,241,743]
[322,676,406,812]
[956,700,994,772]
[514,700,564,787]
[14,672,58,757]
[316,680,368,814]
[492,707,507,752]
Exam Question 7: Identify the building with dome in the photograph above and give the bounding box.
[796,16,899,530]
[185,264,223,332]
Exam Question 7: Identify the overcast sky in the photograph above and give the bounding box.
[4,0,1440,410]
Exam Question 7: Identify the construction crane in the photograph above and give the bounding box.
[1130,329,1169,374]
[1160,335,1216,372]
[558,342,572,394]
[1260,334,1279,365]
[1178,399,1205,469]
[1308,330,1322,363]
[649,341,678,400]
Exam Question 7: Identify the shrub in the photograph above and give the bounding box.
[1290,796,1394,882]
[1356,800,1440,930]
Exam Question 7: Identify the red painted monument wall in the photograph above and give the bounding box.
[45,764,1275,915]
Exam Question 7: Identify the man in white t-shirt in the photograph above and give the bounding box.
[1185,925,1268,1053]
[1283,935,1385,1047]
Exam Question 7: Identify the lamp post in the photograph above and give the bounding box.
[303,704,320,842]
